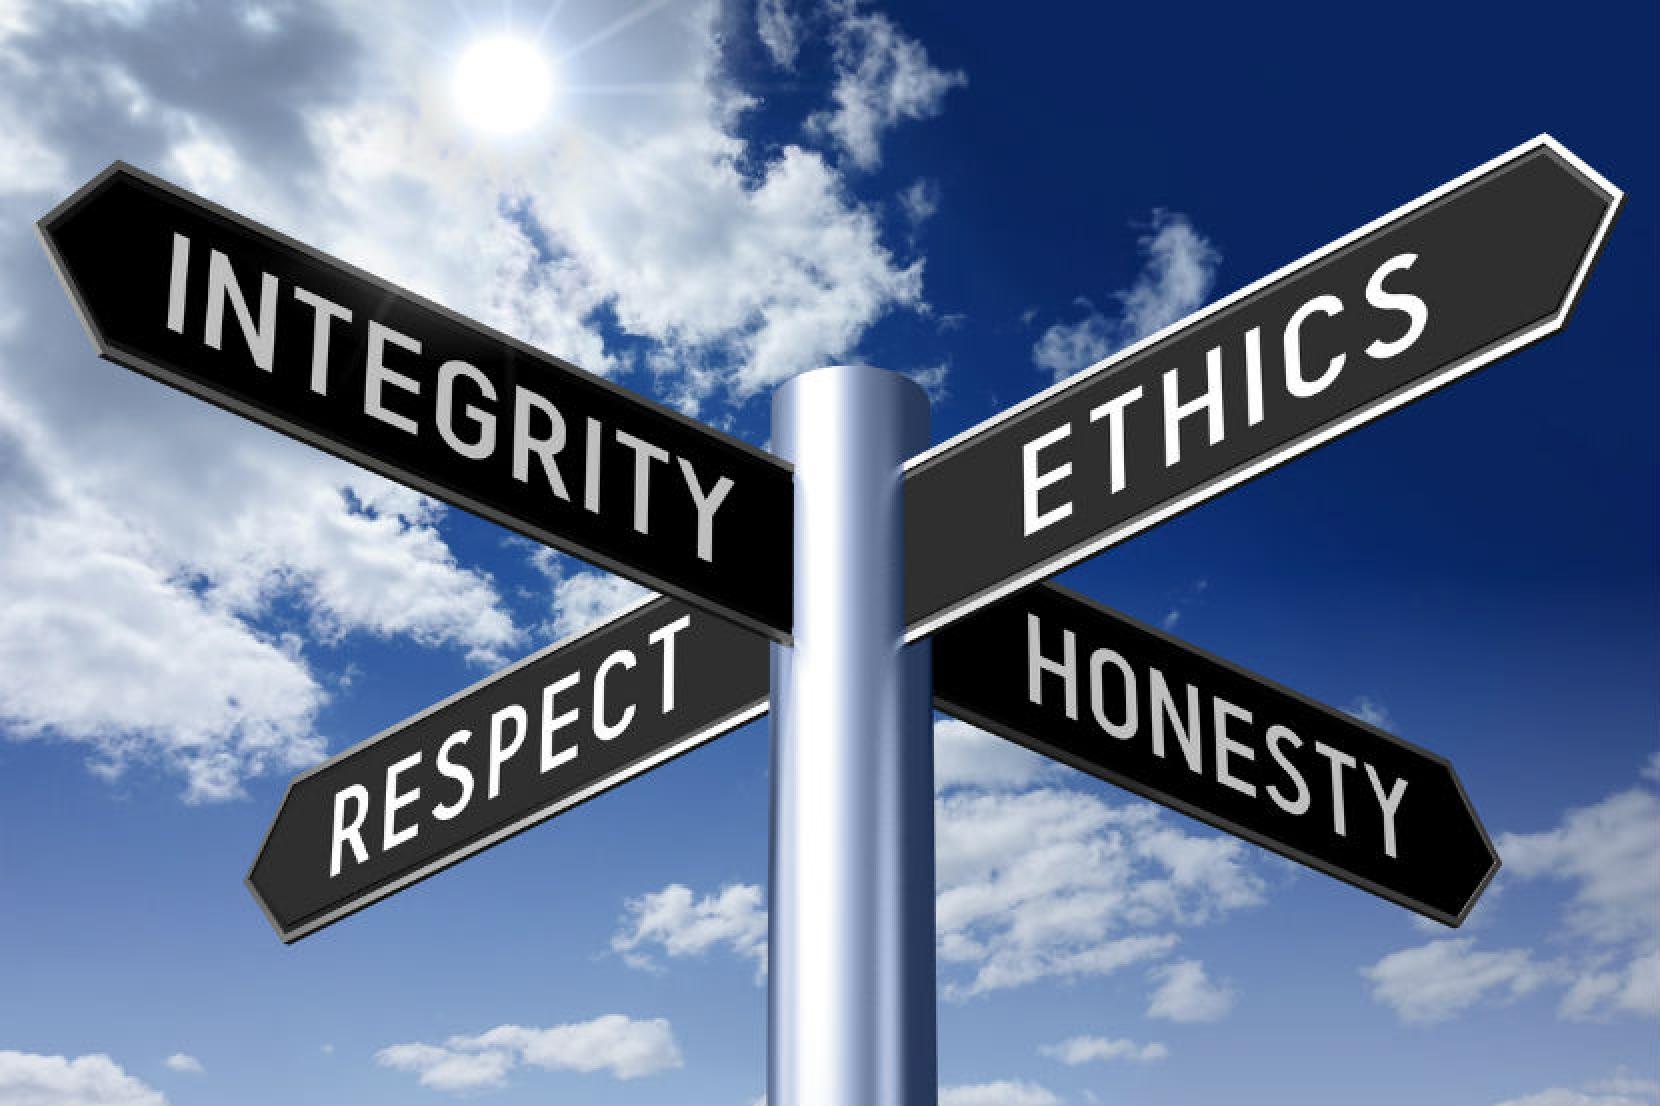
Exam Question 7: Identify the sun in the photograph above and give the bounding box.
[452,33,557,137]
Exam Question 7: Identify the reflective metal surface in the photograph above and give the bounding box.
[769,365,935,1105]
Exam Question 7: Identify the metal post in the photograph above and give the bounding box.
[769,365,935,1106]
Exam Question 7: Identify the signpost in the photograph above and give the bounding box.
[40,134,1625,1105]
[247,594,768,943]
[933,582,1499,925]
[38,164,793,641]
[903,136,1623,639]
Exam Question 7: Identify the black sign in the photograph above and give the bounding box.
[39,164,793,640]
[247,595,769,942]
[933,583,1499,925]
[905,137,1622,638]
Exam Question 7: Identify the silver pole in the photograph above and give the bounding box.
[769,365,935,1106]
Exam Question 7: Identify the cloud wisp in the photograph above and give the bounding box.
[376,1016,683,1093]
[1039,1034,1168,1065]
[0,0,956,800]
[1032,211,1221,383]
[1146,958,1235,1022]
[1363,756,1660,1025]
[614,718,1267,1010]
[807,5,965,171]
[0,1050,165,1106]
[939,1079,1059,1106]
[611,882,768,976]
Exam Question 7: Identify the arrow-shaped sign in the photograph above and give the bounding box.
[905,136,1622,639]
[248,595,768,942]
[933,582,1499,925]
[38,164,793,641]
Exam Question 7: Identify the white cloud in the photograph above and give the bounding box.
[1115,211,1220,342]
[1146,959,1235,1022]
[936,786,1263,998]
[1031,301,1113,385]
[530,549,651,641]
[0,399,521,799]
[1159,577,1209,632]
[900,178,941,227]
[0,117,68,194]
[934,717,1057,795]
[1,0,956,798]
[376,1015,682,1092]
[1494,1093,1651,1106]
[1589,1071,1660,1098]
[1504,766,1659,1021]
[1032,211,1220,382]
[940,1079,1059,1106]
[1345,695,1394,730]
[809,5,965,171]
[1368,760,1660,1025]
[1557,948,1660,1021]
[1491,1069,1660,1106]
[0,3,528,800]
[756,0,801,69]
[905,362,950,405]
[307,0,932,409]
[160,1054,201,1075]
[1040,1035,1168,1065]
[376,1043,511,1093]
[612,882,767,974]
[1361,937,1551,1025]
[549,571,650,639]
[0,1051,165,1106]
[612,762,1266,1004]
[465,1020,681,1080]
[0,412,327,802]
[1499,783,1660,950]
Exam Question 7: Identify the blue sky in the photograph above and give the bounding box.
[0,1,1655,1105]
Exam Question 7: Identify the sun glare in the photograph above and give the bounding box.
[452,34,556,137]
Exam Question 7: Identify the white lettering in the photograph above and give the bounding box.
[1212,697,1256,797]
[1162,354,1225,466]
[205,248,277,370]
[615,430,669,536]
[382,751,422,851]
[1364,254,1429,360]
[488,703,528,800]
[435,360,496,460]
[292,286,351,396]
[329,784,370,878]
[1314,741,1357,837]
[1365,763,1409,859]
[1021,424,1074,536]
[1088,386,1143,495]
[166,232,189,334]
[1265,724,1311,816]
[1027,613,1077,720]
[1285,294,1346,398]
[594,649,637,741]
[679,458,734,563]
[648,614,693,713]
[1243,326,1265,426]
[1149,667,1204,773]
[364,320,422,434]
[432,730,474,822]
[540,671,581,772]
[511,387,570,499]
[584,417,603,514]
[1088,646,1137,739]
